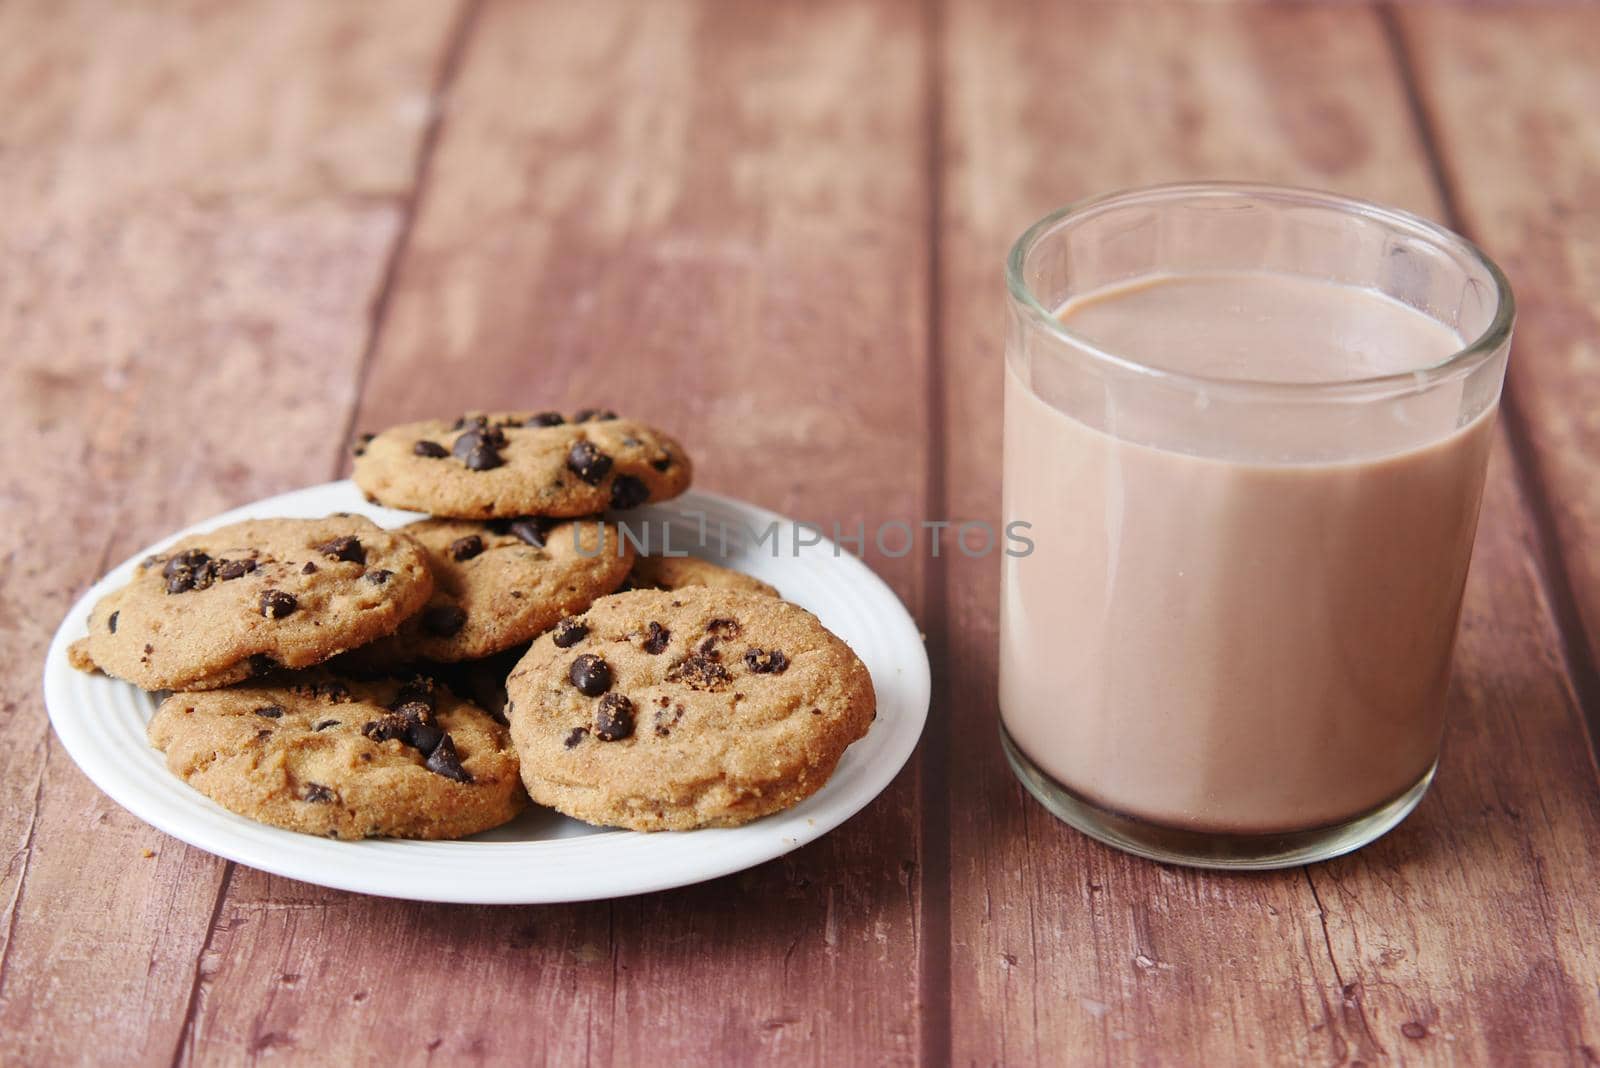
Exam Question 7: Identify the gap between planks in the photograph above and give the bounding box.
[918,0,956,1061]
[168,864,236,1067]
[1378,3,1600,777]
[331,0,488,478]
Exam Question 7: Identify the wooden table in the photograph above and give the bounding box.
[4,2,1597,1064]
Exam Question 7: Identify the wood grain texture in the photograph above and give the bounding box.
[179,2,932,1065]
[0,2,462,1064]
[937,2,1600,1064]
[1395,4,1600,743]
[4,0,1598,1064]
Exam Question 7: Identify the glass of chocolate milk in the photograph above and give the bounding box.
[999,184,1514,868]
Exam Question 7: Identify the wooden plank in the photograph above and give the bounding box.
[1395,5,1600,750]
[1316,9,1600,1061]
[179,1,932,1064]
[0,2,463,1063]
[937,2,1600,1063]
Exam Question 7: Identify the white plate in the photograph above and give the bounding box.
[42,482,929,904]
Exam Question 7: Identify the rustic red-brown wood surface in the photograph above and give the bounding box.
[1,1,1594,1065]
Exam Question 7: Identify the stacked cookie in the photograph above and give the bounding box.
[70,409,876,840]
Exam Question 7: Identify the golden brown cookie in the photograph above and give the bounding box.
[70,516,432,692]
[506,588,876,831]
[352,410,692,518]
[350,517,634,666]
[628,555,779,598]
[147,673,525,839]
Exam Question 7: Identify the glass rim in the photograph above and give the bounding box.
[1004,181,1516,398]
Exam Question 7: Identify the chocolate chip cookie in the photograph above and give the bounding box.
[350,516,634,666]
[352,410,692,518]
[506,587,876,830]
[146,673,525,839]
[628,555,779,598]
[70,516,433,692]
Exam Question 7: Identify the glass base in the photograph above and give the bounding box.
[1000,724,1436,871]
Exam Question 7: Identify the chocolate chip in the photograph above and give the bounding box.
[313,719,340,731]
[260,589,297,618]
[315,681,351,702]
[365,569,392,585]
[509,518,556,547]
[666,654,730,692]
[421,604,467,636]
[569,653,612,696]
[216,558,256,580]
[573,408,618,423]
[302,561,318,574]
[609,475,649,510]
[316,535,365,565]
[107,611,118,633]
[302,783,336,803]
[413,440,449,458]
[528,411,565,427]
[392,676,438,713]
[563,726,589,749]
[424,735,472,782]
[566,439,613,485]
[454,426,507,457]
[651,457,672,472]
[255,729,273,742]
[595,694,635,741]
[352,432,375,457]
[392,701,433,727]
[448,535,485,562]
[453,426,508,471]
[405,720,444,755]
[696,618,740,655]
[551,618,589,648]
[163,550,217,594]
[254,705,284,719]
[642,621,670,655]
[362,714,409,743]
[744,648,789,674]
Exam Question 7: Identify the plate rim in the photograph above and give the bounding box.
[42,482,931,904]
